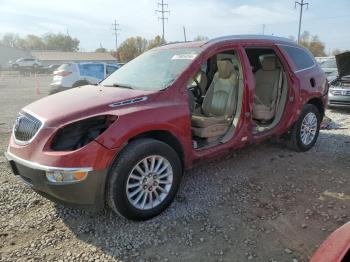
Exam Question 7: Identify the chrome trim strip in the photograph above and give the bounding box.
[4,151,93,173]
[13,109,45,146]
[109,96,148,108]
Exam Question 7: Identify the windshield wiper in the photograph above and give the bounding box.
[103,83,134,89]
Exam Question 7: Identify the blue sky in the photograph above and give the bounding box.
[0,0,349,53]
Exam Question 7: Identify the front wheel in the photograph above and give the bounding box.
[106,138,182,220]
[288,104,321,152]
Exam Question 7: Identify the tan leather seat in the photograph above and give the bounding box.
[253,55,281,121]
[192,60,238,138]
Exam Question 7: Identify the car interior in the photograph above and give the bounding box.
[187,50,244,149]
[187,48,289,149]
[245,48,289,133]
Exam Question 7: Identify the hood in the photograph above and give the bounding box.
[335,51,350,78]
[24,85,156,126]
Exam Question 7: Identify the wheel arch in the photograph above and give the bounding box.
[306,97,325,119]
[128,130,185,171]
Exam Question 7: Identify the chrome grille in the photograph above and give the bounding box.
[330,89,350,96]
[13,112,42,144]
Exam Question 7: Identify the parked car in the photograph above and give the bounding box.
[9,58,42,70]
[49,62,120,94]
[39,64,61,74]
[5,35,328,220]
[328,51,350,108]
[319,57,338,77]
[310,222,350,262]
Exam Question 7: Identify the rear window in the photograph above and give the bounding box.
[281,45,315,71]
[106,65,118,75]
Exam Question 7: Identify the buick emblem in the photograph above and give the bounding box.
[342,90,346,96]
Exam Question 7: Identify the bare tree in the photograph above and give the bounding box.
[299,31,326,57]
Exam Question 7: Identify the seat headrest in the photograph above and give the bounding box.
[217,60,234,79]
[260,55,277,71]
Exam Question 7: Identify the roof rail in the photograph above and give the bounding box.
[206,35,295,44]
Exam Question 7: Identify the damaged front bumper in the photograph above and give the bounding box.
[4,151,108,210]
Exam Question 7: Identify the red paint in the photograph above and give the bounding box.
[8,37,328,171]
[310,222,350,262]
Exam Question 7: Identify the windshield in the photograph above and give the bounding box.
[101,47,202,91]
[320,59,336,68]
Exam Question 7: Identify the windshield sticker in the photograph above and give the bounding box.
[171,54,198,60]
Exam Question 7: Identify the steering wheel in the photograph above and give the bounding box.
[188,77,202,102]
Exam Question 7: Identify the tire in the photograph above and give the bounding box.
[288,104,321,152]
[72,81,89,88]
[106,138,182,220]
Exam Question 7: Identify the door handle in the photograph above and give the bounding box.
[310,78,316,87]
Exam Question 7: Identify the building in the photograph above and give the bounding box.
[31,51,117,66]
[0,44,118,69]
[0,44,31,68]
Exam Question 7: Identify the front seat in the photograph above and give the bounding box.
[253,55,282,121]
[191,60,238,138]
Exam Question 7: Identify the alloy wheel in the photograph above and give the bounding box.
[126,155,173,210]
[300,112,318,146]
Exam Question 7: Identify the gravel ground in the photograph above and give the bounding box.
[0,74,349,262]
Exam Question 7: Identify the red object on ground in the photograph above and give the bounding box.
[310,222,350,262]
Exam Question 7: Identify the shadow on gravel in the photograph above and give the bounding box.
[54,130,349,261]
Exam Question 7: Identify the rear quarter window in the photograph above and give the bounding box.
[281,45,315,71]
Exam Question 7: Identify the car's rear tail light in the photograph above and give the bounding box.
[54,71,72,77]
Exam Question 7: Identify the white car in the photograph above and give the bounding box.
[49,62,120,94]
[10,58,42,70]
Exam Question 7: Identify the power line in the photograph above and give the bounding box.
[156,0,170,42]
[183,26,187,42]
[111,19,121,51]
[295,0,309,44]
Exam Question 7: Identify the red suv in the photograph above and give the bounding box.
[5,35,328,220]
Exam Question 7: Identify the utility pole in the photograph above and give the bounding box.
[183,26,187,42]
[156,0,170,42]
[295,0,309,44]
[262,24,266,35]
[111,20,121,51]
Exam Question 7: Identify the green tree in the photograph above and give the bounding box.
[147,35,165,50]
[0,33,20,48]
[43,33,79,51]
[21,34,45,50]
[117,36,148,63]
[0,32,80,51]
[95,47,108,53]
[299,31,326,57]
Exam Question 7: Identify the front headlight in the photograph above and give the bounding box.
[51,115,117,151]
[46,170,88,183]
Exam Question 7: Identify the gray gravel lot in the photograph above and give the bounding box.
[0,74,349,262]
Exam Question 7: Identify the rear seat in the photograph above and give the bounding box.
[253,55,282,122]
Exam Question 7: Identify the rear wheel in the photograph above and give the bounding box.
[107,138,182,220]
[288,104,321,151]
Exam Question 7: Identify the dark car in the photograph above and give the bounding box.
[5,35,328,220]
